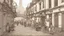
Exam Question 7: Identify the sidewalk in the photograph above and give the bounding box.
[1,32,9,36]
[41,27,64,36]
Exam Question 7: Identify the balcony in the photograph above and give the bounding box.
[28,4,64,17]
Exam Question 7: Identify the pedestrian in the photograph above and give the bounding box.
[6,23,10,32]
[49,22,54,35]
[10,24,15,31]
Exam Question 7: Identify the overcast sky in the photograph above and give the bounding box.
[14,0,32,8]
[13,0,32,15]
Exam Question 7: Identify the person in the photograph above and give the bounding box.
[6,23,10,32]
[49,17,54,35]
[49,22,54,35]
[10,24,15,31]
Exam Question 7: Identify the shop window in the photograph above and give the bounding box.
[62,0,64,2]
[54,0,58,7]
[54,13,58,27]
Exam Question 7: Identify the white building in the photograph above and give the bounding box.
[26,0,64,32]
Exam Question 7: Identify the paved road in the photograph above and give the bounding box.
[7,24,50,36]
[3,24,64,36]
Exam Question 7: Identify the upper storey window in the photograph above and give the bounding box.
[49,0,51,8]
[35,5,37,11]
[39,2,41,10]
[54,0,58,7]
[62,0,64,2]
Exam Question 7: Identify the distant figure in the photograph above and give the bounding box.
[49,22,54,35]
[6,23,10,32]
[16,22,19,26]
[10,24,15,31]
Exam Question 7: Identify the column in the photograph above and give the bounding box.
[37,3,39,12]
[46,14,51,32]
[41,1,43,9]
[51,0,54,8]
[58,0,61,6]
[46,0,49,9]
[51,0,54,26]
[46,15,49,27]
[52,13,55,27]
[58,13,62,29]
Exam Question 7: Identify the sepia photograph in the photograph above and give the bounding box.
[0,0,64,36]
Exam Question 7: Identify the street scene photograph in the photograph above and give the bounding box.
[0,0,64,36]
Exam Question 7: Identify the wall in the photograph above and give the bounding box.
[0,12,4,35]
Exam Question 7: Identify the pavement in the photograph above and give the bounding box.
[2,24,64,36]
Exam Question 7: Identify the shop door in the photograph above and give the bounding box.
[41,16,45,26]
[54,13,58,28]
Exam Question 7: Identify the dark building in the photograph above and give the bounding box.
[0,0,16,35]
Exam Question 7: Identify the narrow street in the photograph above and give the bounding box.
[0,0,64,36]
[7,24,50,36]
[3,24,64,36]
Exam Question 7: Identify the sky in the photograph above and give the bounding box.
[13,0,32,15]
[22,0,32,8]
[13,0,19,7]
[14,0,32,8]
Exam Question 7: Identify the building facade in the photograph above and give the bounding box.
[0,0,16,35]
[26,0,64,32]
